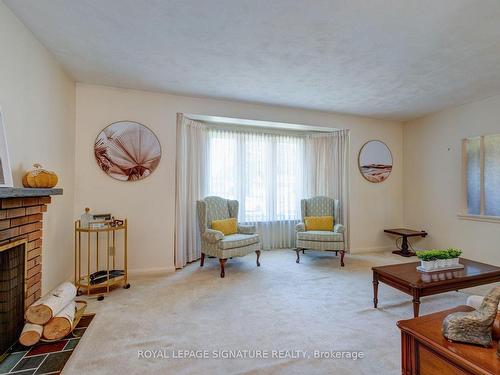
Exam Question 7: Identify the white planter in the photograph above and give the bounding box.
[450,257,460,266]
[420,257,460,271]
[420,260,437,271]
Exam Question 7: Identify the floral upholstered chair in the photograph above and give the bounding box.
[295,196,346,266]
[197,196,261,278]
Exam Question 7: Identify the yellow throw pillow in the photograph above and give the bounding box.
[304,216,334,231]
[211,218,238,235]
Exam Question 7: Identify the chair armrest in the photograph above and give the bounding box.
[202,229,224,243]
[296,222,306,232]
[238,224,256,234]
[334,224,345,233]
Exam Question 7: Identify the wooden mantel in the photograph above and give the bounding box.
[0,187,63,307]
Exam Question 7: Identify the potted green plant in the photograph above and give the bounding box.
[416,249,462,271]
[447,248,462,266]
[416,250,440,271]
[437,250,449,268]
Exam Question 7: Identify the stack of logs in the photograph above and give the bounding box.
[19,282,77,346]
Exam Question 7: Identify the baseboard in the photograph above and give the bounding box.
[128,266,176,277]
[350,246,393,254]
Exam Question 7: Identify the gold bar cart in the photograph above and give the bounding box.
[74,219,130,300]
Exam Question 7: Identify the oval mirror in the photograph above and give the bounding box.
[358,140,392,183]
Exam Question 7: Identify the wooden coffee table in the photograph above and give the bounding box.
[372,258,500,317]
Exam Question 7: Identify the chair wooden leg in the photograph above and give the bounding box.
[302,249,305,254]
[255,250,261,267]
[200,253,205,267]
[295,248,301,263]
[219,258,227,278]
[340,250,345,267]
[335,251,338,256]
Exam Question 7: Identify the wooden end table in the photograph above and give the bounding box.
[384,228,427,257]
[398,306,499,374]
[372,258,500,317]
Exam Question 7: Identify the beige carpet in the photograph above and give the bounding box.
[63,250,498,375]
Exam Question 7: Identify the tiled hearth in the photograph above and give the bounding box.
[0,314,94,375]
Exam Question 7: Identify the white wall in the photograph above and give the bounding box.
[75,84,403,273]
[0,2,76,291]
[404,95,500,265]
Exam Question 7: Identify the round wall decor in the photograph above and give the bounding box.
[358,140,393,183]
[94,121,161,181]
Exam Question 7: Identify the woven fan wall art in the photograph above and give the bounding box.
[94,121,161,181]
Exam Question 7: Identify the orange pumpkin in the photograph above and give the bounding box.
[22,164,59,188]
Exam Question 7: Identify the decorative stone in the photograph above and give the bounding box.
[443,286,500,346]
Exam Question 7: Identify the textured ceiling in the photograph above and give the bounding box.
[5,0,500,121]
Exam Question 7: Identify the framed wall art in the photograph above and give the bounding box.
[0,108,13,188]
[94,121,161,181]
[358,140,393,183]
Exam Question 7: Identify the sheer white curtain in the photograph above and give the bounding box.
[206,127,305,249]
[174,114,209,268]
[175,114,350,267]
[305,130,350,248]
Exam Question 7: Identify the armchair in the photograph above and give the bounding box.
[295,196,346,266]
[197,196,261,278]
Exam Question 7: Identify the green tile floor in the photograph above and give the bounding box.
[0,315,95,375]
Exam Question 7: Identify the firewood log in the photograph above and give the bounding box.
[42,300,76,340]
[19,323,43,346]
[25,282,77,325]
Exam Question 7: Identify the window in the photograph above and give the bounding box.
[463,134,500,218]
[206,128,304,223]
[175,114,349,260]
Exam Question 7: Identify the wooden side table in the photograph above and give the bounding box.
[398,306,499,375]
[384,228,427,257]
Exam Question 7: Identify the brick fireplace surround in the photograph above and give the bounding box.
[0,188,62,309]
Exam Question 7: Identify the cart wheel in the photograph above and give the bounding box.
[124,283,131,289]
[97,295,104,301]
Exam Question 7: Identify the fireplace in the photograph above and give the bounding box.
[0,188,62,360]
[0,240,27,357]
